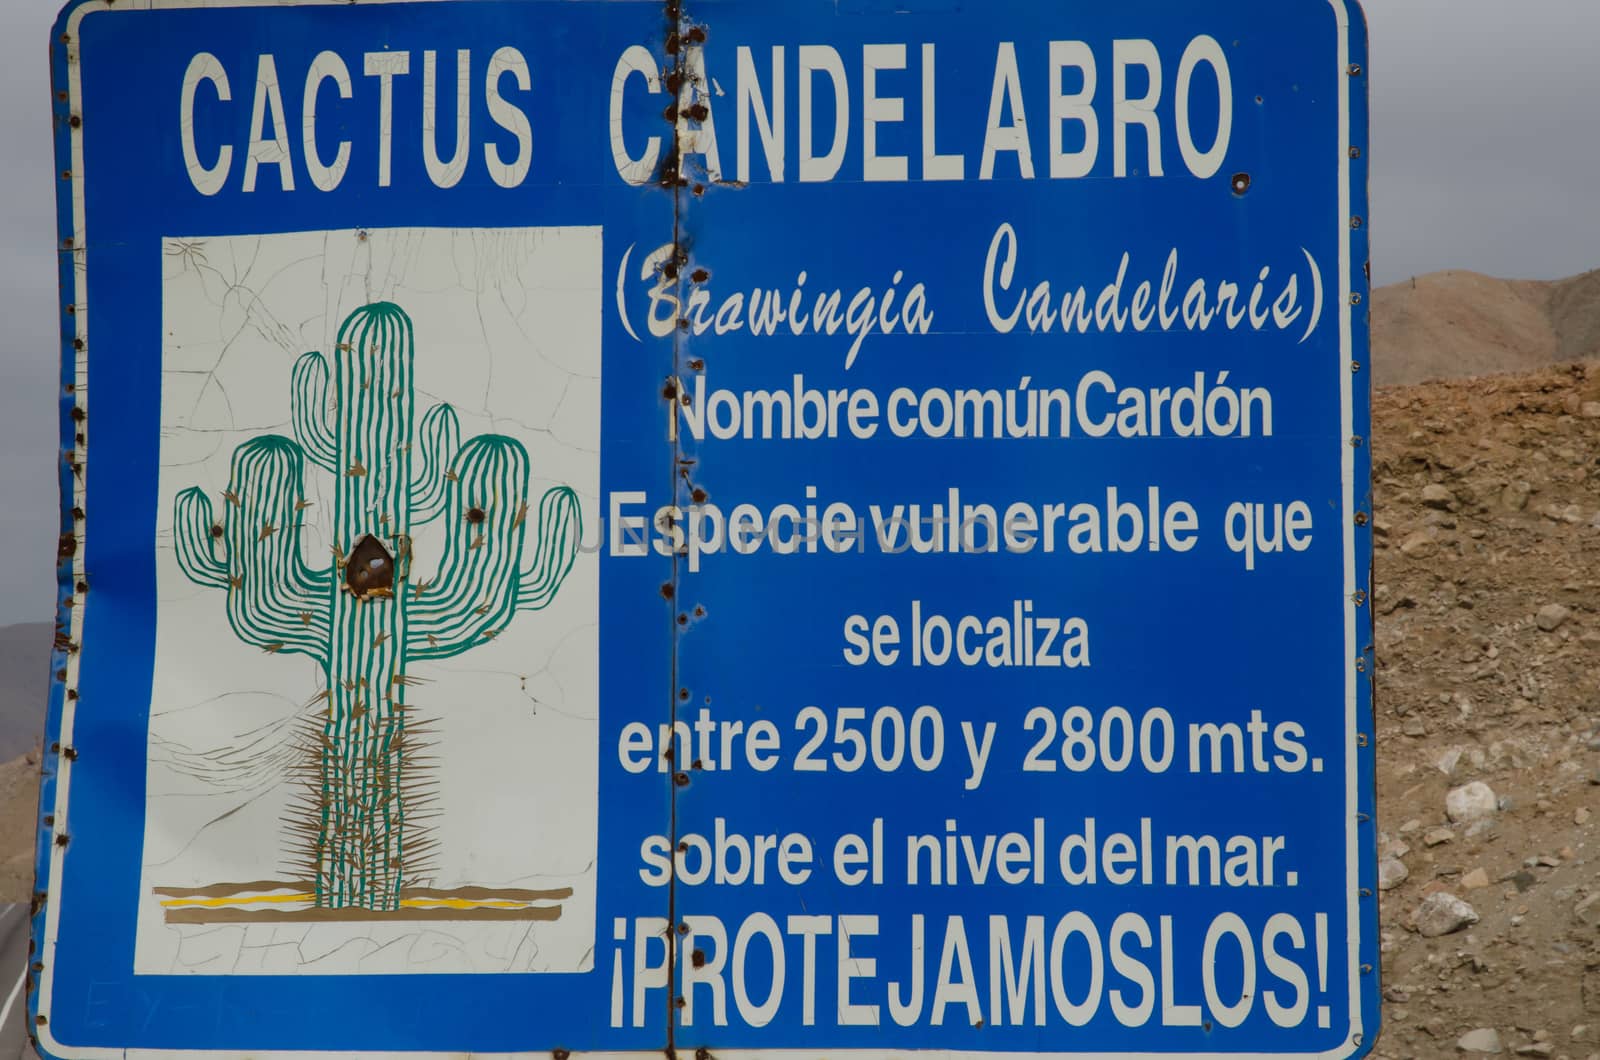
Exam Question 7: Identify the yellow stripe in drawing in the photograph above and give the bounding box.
[159,895,545,911]
[160,893,311,909]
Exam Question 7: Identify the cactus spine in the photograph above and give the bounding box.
[174,303,581,911]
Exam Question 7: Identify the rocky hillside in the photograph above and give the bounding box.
[1371,361,1600,1058]
[1375,269,1600,387]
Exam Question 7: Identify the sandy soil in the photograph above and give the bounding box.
[1371,362,1600,1058]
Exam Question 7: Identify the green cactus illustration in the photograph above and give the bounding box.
[173,302,582,912]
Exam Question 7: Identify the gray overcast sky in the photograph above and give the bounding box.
[0,1,1597,626]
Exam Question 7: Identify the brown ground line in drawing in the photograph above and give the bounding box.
[153,882,573,925]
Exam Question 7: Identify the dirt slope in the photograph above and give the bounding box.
[1372,362,1600,1058]
[1375,269,1600,387]
[0,756,35,904]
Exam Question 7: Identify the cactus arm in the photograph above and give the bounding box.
[223,436,331,660]
[517,486,582,611]
[291,352,338,473]
[408,402,461,525]
[405,435,530,660]
[173,487,231,590]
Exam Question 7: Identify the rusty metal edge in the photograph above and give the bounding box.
[29,0,93,1056]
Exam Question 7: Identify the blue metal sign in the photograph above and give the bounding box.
[38,0,1374,1056]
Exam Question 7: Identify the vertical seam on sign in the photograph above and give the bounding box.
[665,0,688,1053]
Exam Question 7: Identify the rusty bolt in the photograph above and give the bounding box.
[1352,361,1363,373]
[1350,216,1363,229]
[690,268,709,284]
[1348,63,1362,76]
[1349,146,1362,159]
[552,1050,571,1060]
[1230,173,1251,196]
[686,26,706,43]
[674,772,689,787]
[1353,511,1369,527]
[68,115,81,129]
[660,583,675,600]
[690,487,708,504]
[676,922,690,936]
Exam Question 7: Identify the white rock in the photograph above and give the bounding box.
[1425,827,1457,847]
[1378,858,1410,891]
[1415,893,1479,938]
[1537,604,1573,632]
[1401,530,1439,559]
[1422,484,1456,510]
[1456,1027,1503,1053]
[1447,781,1499,824]
[1436,746,1466,776]
[1575,893,1600,927]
